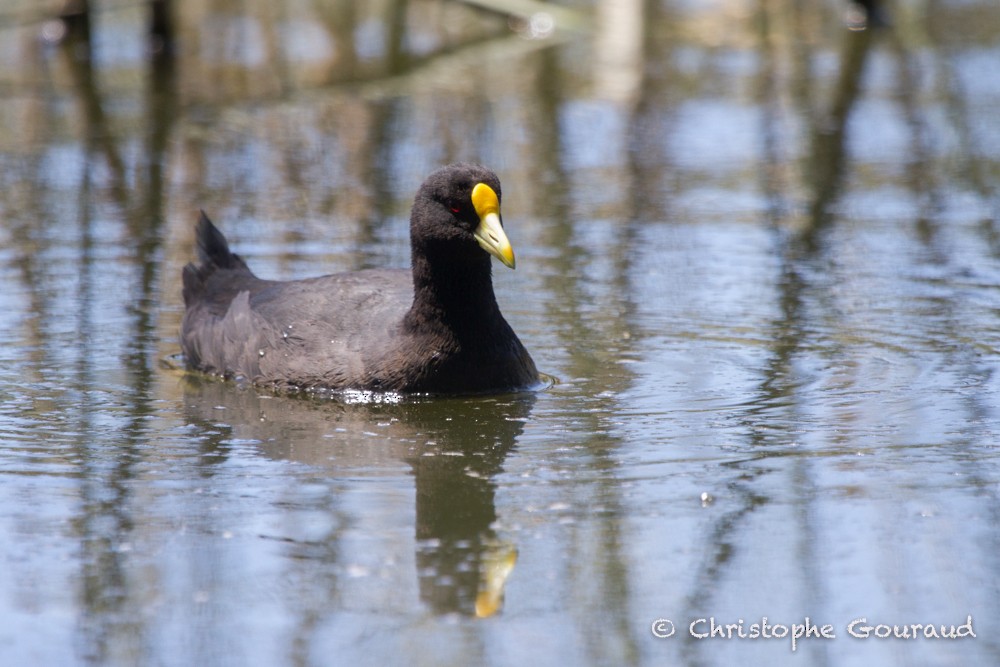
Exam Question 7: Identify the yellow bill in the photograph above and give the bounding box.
[471,182,516,269]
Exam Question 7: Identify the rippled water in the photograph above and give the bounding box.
[2,1,1000,665]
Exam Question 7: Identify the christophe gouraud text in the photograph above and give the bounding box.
[649,616,976,651]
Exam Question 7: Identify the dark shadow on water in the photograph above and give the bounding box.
[181,376,534,618]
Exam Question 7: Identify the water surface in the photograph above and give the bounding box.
[2,1,1000,665]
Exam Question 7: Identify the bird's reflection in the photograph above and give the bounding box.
[181,376,533,617]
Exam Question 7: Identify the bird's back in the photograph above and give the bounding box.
[183,259,415,390]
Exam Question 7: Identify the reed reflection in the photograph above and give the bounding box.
[680,8,878,663]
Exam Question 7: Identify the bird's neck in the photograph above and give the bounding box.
[405,250,501,336]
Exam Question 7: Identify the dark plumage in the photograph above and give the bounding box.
[180,163,539,395]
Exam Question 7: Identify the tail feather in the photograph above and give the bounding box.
[196,210,247,270]
[182,211,253,307]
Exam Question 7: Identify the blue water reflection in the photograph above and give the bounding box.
[2,0,1000,665]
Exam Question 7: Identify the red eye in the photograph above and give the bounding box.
[450,207,460,214]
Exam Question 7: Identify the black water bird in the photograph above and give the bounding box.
[181,163,539,395]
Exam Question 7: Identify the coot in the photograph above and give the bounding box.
[181,163,539,395]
